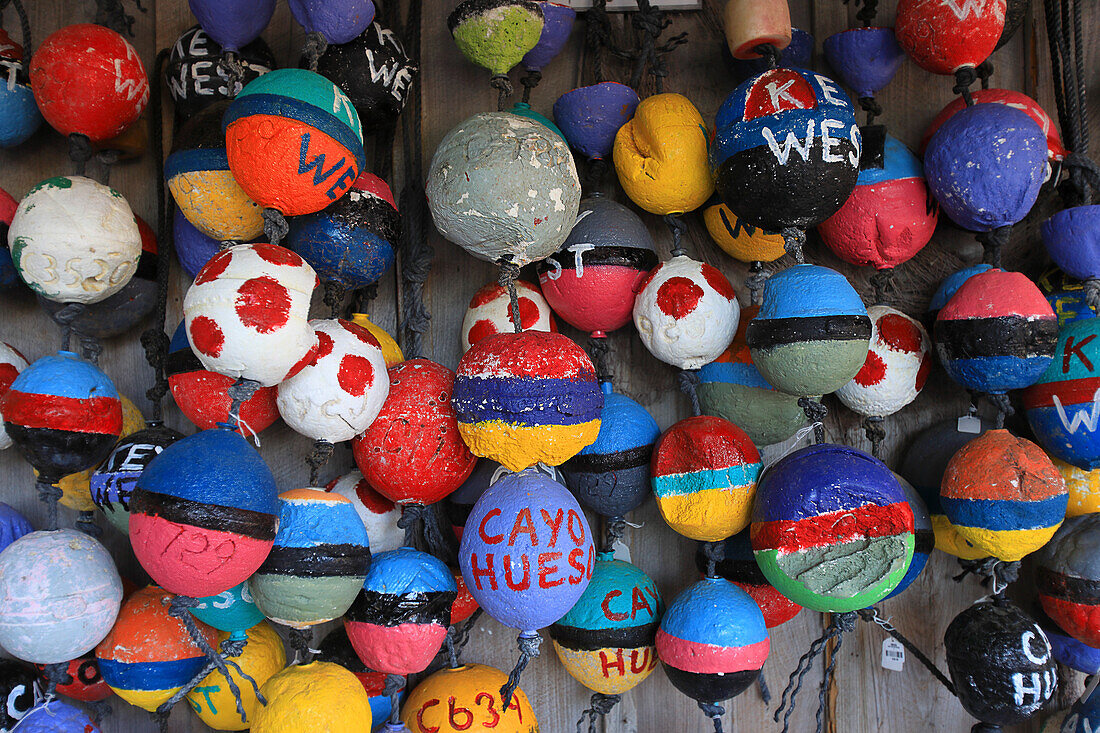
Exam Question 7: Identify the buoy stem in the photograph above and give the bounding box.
[746,261,767,306]
[35,479,62,531]
[500,631,542,710]
[384,674,405,726]
[497,256,523,334]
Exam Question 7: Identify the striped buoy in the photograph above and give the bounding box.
[1054,457,1100,517]
[91,424,184,534]
[883,475,933,599]
[927,263,993,321]
[1037,514,1100,648]
[0,341,29,451]
[325,470,403,554]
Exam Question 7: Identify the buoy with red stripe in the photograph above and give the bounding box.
[325,470,403,554]
[941,429,1067,562]
[1,351,122,485]
[1037,514,1100,649]
[697,530,801,628]
[656,577,769,721]
[751,444,915,612]
[129,425,279,598]
[460,280,556,353]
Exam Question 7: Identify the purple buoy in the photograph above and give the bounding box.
[1042,205,1100,281]
[522,2,576,71]
[553,82,640,161]
[823,27,905,99]
[188,0,276,52]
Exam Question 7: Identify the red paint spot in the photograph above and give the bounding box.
[915,353,931,392]
[253,243,304,267]
[189,316,224,358]
[656,277,705,319]
[194,250,231,285]
[517,297,541,328]
[701,263,736,300]
[0,364,18,394]
[534,217,545,226]
[468,284,503,309]
[878,314,923,353]
[744,69,817,119]
[315,331,334,360]
[853,351,887,387]
[355,478,396,514]
[338,354,375,396]
[467,319,498,347]
[235,276,291,333]
[340,320,381,348]
[635,266,660,295]
[284,341,319,381]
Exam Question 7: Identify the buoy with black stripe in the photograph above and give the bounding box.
[1037,514,1100,648]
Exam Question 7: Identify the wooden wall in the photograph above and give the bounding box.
[0,0,1093,731]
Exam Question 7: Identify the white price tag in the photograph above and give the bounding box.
[957,415,982,434]
[881,638,905,671]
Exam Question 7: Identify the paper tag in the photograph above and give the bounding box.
[881,638,905,671]
[957,415,982,434]
[612,538,632,563]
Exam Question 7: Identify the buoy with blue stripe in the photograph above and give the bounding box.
[453,331,603,471]
[751,444,914,612]
[656,577,768,720]
[91,423,185,534]
[747,264,872,397]
[1037,514,1100,649]
[129,425,279,598]
[96,586,217,712]
[1035,604,1100,675]
[651,416,761,543]
[251,488,372,629]
[225,68,365,217]
[695,529,801,628]
[935,269,1058,395]
[941,429,1068,562]
[561,383,660,518]
[1025,317,1100,470]
[0,29,42,149]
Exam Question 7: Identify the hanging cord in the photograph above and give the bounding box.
[36,479,61,531]
[490,74,513,111]
[774,612,857,733]
[798,397,827,443]
[585,0,619,83]
[141,48,173,423]
[227,378,261,428]
[384,673,406,728]
[0,0,31,60]
[759,672,772,704]
[747,261,767,306]
[449,608,483,666]
[577,692,622,733]
[781,227,806,264]
[306,439,334,486]
[984,392,1014,429]
[588,336,614,383]
[858,96,883,127]
[500,631,542,709]
[700,540,723,578]
[76,510,102,537]
[754,43,780,70]
[53,303,85,352]
[952,66,977,106]
[520,69,541,103]
[218,51,246,98]
[322,281,346,319]
[348,282,381,319]
[841,0,879,26]
[976,226,1010,268]
[678,370,702,417]
[665,214,688,257]
[952,558,1020,599]
[584,158,608,194]
[856,607,956,696]
[1046,0,1093,206]
[398,502,456,564]
[41,662,69,697]
[870,268,894,306]
[287,627,317,664]
[68,134,94,177]
[601,515,627,553]
[975,59,993,89]
[862,415,885,458]
[628,0,687,94]
[698,701,725,732]
[94,0,142,37]
[262,208,289,247]
[497,256,523,334]
[80,335,103,365]
[302,30,328,72]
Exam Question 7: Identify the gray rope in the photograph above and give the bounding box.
[497,257,523,334]
[323,280,346,319]
[577,693,621,733]
[678,370,702,416]
[520,69,541,104]
[76,510,102,538]
[490,74,513,111]
[759,671,771,704]
[306,439,335,486]
[747,261,768,306]
[218,51,245,98]
[1084,279,1100,310]
[384,674,405,726]
[302,30,328,72]
[781,227,806,264]
[287,627,315,664]
[500,632,542,709]
[953,558,1020,599]
[953,66,977,106]
[984,392,1014,429]
[68,134,94,177]
[227,378,261,429]
[42,662,70,697]
[862,416,886,459]
[397,502,455,564]
[262,208,289,247]
[798,397,827,443]
[976,225,1011,268]
[94,0,141,37]
[588,336,613,383]
[774,612,857,733]
[80,335,103,365]
[601,516,627,553]
[53,303,86,352]
[664,214,688,257]
[699,701,725,732]
[36,479,61,531]
[701,540,723,578]
[870,268,894,306]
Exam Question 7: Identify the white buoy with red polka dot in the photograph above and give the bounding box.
[836,305,931,418]
[461,280,556,353]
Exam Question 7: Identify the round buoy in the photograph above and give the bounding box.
[288,0,374,45]
[1036,514,1100,648]
[696,530,802,628]
[189,0,276,52]
[11,699,98,733]
[165,25,274,120]
[1037,605,1100,675]
[460,280,556,353]
[751,444,914,612]
[927,263,994,322]
[189,582,264,636]
[941,429,1067,561]
[1043,206,1100,283]
[835,305,931,418]
[522,1,574,71]
[1054,457,1100,518]
[91,423,185,534]
[52,395,142,514]
[0,660,41,730]
[921,88,1066,163]
[401,664,537,733]
[325,470,403,553]
[895,0,1005,75]
[652,416,762,543]
[185,621,286,731]
[553,82,639,161]
[448,0,544,77]
[0,29,42,148]
[822,27,905,100]
[173,208,227,279]
[251,661,373,733]
[883,475,933,599]
[453,331,603,471]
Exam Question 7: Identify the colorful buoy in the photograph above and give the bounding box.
[883,475,934,599]
[895,0,1005,75]
[453,331,603,471]
[0,186,19,289]
[91,423,185,534]
[927,263,993,321]
[1042,206,1100,283]
[702,201,787,264]
[651,416,762,543]
[921,88,1066,163]
[1054,457,1100,517]
[189,582,264,636]
[553,82,640,161]
[401,664,537,733]
[325,470,403,553]
[173,208,227,279]
[251,661,373,733]
[941,429,1067,562]
[251,489,372,629]
[349,313,403,367]
[288,0,374,45]
[460,280,556,353]
[185,621,286,731]
[189,0,276,52]
[751,444,914,612]
[0,29,42,148]
[448,0,544,77]
[835,305,931,419]
[345,548,456,676]
[697,530,801,628]
[0,341,28,451]
[164,25,274,120]
[130,425,279,597]
[522,1,575,71]
[1038,605,1100,675]
[54,395,143,515]
[822,27,905,101]
[11,699,99,733]
[1036,514,1100,648]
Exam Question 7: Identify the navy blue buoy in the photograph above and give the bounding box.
[554,82,640,161]
[823,27,905,101]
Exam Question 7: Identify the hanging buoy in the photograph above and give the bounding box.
[287,172,400,290]
[522,1,575,71]
[713,68,860,231]
[453,331,603,471]
[224,68,365,216]
[835,305,931,419]
[185,621,286,731]
[129,425,279,597]
[538,197,658,338]
[0,341,28,451]
[189,0,276,53]
[11,699,99,733]
[883,475,933,599]
[349,314,404,367]
[0,530,122,665]
[927,263,994,322]
[1054,457,1100,518]
[448,0,544,78]
[751,444,914,612]
[562,383,660,518]
[401,664,538,733]
[325,470,403,554]
[2,351,122,485]
[189,582,264,637]
[0,502,31,553]
[935,268,1058,395]
[614,93,714,216]
[353,359,477,504]
[921,88,1066,163]
[316,627,406,724]
[944,599,1056,729]
[29,24,148,143]
[0,29,42,148]
[656,578,769,717]
[251,661,373,733]
[722,0,791,59]
[9,176,141,305]
[165,25,275,120]
[183,243,319,387]
[165,320,280,436]
[652,416,762,543]
[702,201,787,264]
[1062,677,1100,733]
[345,548,455,676]
[277,319,389,444]
[446,460,554,539]
[316,22,417,136]
[748,264,871,397]
[895,0,1005,75]
[941,429,1067,562]
[1038,604,1100,675]
[91,423,185,534]
[426,112,581,266]
[550,553,662,696]
[460,281,556,353]
[818,135,937,269]
[697,529,801,628]
[52,395,142,516]
[251,489,372,629]
[553,82,640,162]
[822,27,905,102]
[633,255,740,370]
[1042,206,1100,284]
[0,660,40,730]
[289,0,375,46]
[697,305,806,447]
[165,101,264,243]
[1036,514,1100,648]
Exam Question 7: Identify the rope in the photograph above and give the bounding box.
[397,502,456,564]
[302,30,328,72]
[952,67,977,106]
[753,43,780,70]
[759,671,772,704]
[700,540,723,578]
[450,608,483,666]
[490,74,513,111]
[698,701,725,732]
[287,627,316,664]
[348,282,381,319]
[798,397,827,443]
[53,303,85,352]
[0,0,31,60]
[774,612,857,733]
[857,607,956,696]
[262,208,289,247]
[384,674,405,727]
[306,439,335,486]
[747,261,768,306]
[584,0,616,82]
[520,69,541,103]
[842,0,880,26]
[36,479,61,531]
[664,214,688,257]
[1084,279,1100,311]
[42,662,69,697]
[80,335,103,365]
[678,370,702,416]
[323,281,346,319]
[76,510,102,538]
[781,227,806,264]
[94,0,141,37]
[952,558,1020,600]
[862,416,886,459]
[976,225,1011,268]
[588,336,613,383]
[227,378,261,429]
[601,516,627,553]
[985,392,1014,428]
[628,0,687,94]
[975,59,993,89]
[500,631,542,709]
[858,96,883,126]
[68,133,94,177]
[870,267,894,306]
[577,692,621,733]
[218,51,246,98]
[497,257,523,334]
[584,158,608,194]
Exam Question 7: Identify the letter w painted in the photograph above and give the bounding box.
[297,133,345,186]
[1053,388,1100,434]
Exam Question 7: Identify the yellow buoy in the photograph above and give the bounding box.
[350,313,404,368]
[402,664,538,733]
[1054,456,1100,517]
[186,621,286,731]
[251,661,372,733]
